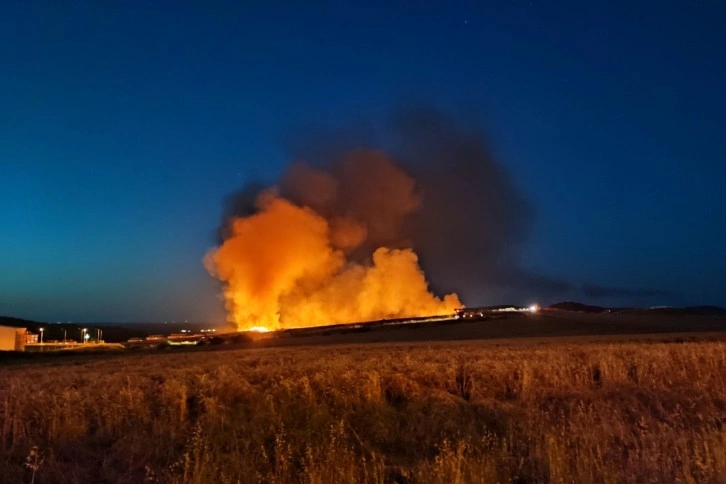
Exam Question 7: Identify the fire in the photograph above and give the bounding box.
[247,326,271,333]
[205,152,461,331]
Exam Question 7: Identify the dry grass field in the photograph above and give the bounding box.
[1,335,726,483]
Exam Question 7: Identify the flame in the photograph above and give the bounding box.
[205,153,461,331]
[247,326,271,333]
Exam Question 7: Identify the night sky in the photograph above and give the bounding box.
[2,1,725,323]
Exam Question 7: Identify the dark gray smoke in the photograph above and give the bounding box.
[218,181,268,240]
[217,106,662,306]
[390,106,556,302]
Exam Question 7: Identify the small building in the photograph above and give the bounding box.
[0,326,30,351]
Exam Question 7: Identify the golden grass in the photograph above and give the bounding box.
[1,339,725,483]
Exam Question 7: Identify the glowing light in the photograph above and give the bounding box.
[248,326,271,333]
[529,304,539,313]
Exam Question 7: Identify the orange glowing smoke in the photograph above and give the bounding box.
[205,152,461,331]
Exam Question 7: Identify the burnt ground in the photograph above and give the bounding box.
[216,310,726,349]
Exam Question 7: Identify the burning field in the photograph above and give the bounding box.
[204,152,461,331]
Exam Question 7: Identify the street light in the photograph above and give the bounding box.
[81,328,87,343]
[39,328,44,344]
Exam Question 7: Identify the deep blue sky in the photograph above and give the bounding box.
[2,1,724,323]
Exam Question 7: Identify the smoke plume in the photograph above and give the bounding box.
[278,106,570,302]
[208,106,620,330]
[206,146,461,330]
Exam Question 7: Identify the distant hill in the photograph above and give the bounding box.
[0,316,41,328]
[685,306,726,316]
[625,306,726,316]
[547,302,607,313]
[546,303,726,316]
